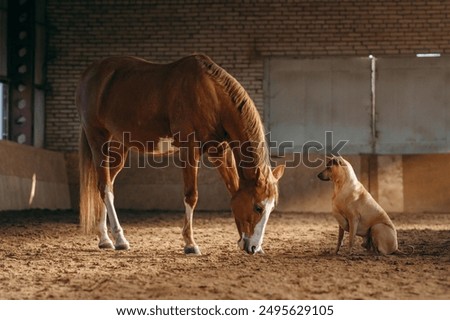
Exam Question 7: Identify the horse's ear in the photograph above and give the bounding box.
[255,167,264,187]
[255,167,261,180]
[272,164,285,181]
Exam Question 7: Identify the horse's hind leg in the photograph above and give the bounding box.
[103,184,129,250]
[104,142,130,250]
[90,134,130,250]
[180,144,201,255]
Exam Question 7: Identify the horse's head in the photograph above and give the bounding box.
[208,142,285,254]
[230,165,285,254]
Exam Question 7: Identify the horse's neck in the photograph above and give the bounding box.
[197,54,271,181]
[225,106,270,180]
[229,131,271,181]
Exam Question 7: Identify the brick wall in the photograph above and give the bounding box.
[46,0,450,150]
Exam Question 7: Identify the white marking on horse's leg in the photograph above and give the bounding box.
[247,197,275,254]
[183,199,201,255]
[104,186,129,250]
[98,205,114,249]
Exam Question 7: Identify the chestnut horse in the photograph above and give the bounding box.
[76,54,285,255]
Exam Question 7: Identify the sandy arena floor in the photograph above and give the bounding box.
[0,210,448,300]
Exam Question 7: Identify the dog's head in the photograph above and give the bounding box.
[317,156,349,182]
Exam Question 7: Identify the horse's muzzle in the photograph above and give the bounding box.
[238,236,264,255]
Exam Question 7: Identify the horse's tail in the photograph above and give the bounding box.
[79,128,102,234]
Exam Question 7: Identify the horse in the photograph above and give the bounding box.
[76,54,285,255]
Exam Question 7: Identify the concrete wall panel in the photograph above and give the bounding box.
[403,154,450,213]
[64,152,450,214]
[0,140,71,211]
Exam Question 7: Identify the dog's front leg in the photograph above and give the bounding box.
[347,218,358,255]
[335,226,345,254]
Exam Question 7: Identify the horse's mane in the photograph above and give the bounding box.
[194,54,271,173]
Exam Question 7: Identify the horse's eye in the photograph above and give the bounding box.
[253,204,264,214]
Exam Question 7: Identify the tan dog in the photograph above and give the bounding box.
[318,156,399,255]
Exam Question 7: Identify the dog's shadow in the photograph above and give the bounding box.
[397,228,450,257]
[314,228,450,259]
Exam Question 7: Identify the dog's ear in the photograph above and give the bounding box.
[330,157,345,166]
[336,158,346,166]
[325,156,334,167]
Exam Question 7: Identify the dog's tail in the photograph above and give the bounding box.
[395,245,415,255]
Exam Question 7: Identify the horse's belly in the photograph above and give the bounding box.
[126,136,179,155]
[147,137,179,155]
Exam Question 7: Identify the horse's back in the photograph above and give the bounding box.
[76,54,205,116]
[76,54,226,144]
[80,54,206,80]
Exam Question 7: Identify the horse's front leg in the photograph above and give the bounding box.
[97,206,114,249]
[180,145,201,255]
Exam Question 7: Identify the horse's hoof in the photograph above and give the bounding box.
[98,240,115,250]
[184,245,201,255]
[115,242,130,250]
